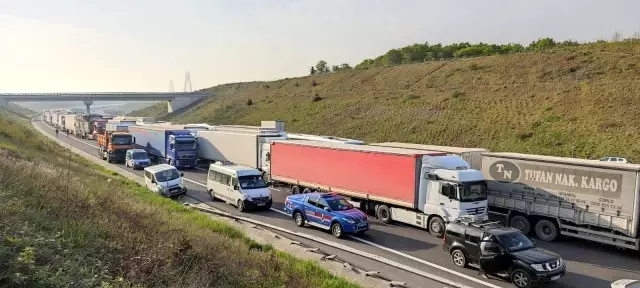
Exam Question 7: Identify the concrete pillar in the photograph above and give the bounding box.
[167,94,206,113]
[83,98,93,115]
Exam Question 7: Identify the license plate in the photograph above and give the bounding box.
[358,223,367,227]
[550,275,561,281]
[257,203,265,206]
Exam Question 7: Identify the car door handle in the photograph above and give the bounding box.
[440,203,445,206]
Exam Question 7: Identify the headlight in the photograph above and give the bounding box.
[156,184,163,191]
[345,219,356,224]
[530,263,545,272]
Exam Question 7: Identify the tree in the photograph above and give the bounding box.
[384,49,403,66]
[315,60,329,74]
[339,63,352,70]
[612,31,623,42]
[331,65,340,72]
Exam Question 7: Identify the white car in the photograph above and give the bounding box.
[600,157,629,163]
[611,279,640,288]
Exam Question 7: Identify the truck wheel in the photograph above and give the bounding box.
[209,189,218,201]
[293,211,305,227]
[534,219,558,242]
[237,200,245,212]
[291,186,301,195]
[302,188,313,194]
[428,217,445,237]
[331,222,344,238]
[376,205,392,224]
[509,215,531,235]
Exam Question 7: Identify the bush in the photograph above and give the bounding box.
[246,99,253,106]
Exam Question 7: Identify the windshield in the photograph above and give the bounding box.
[459,182,487,202]
[112,135,132,145]
[175,138,196,151]
[155,169,180,182]
[497,232,535,252]
[132,152,148,159]
[238,175,268,190]
[327,198,354,211]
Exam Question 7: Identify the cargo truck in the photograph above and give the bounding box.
[197,129,286,170]
[267,140,489,237]
[96,130,135,163]
[128,125,198,169]
[73,114,104,139]
[62,114,77,134]
[106,119,136,132]
[372,142,640,250]
[91,120,107,140]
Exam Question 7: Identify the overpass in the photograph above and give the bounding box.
[0,92,213,114]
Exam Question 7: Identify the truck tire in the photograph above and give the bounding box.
[509,215,531,235]
[376,205,392,224]
[302,188,313,194]
[428,216,445,237]
[291,186,301,195]
[209,189,218,201]
[534,219,558,242]
[293,211,305,227]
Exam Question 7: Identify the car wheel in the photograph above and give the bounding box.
[509,215,531,235]
[209,189,217,201]
[428,217,445,238]
[451,249,467,268]
[376,205,392,224]
[510,269,533,288]
[534,219,558,242]
[331,222,344,238]
[237,200,245,212]
[263,202,272,210]
[293,211,305,227]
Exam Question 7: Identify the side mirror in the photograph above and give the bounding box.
[234,184,239,190]
[180,172,184,177]
[323,207,331,212]
[530,238,537,245]
[151,179,156,184]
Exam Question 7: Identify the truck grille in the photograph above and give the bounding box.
[466,207,486,215]
[179,154,195,159]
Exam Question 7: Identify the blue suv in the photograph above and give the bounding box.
[284,192,369,238]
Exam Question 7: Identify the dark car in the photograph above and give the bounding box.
[443,218,565,288]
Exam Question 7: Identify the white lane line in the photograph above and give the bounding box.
[195,167,207,171]
[39,121,499,288]
[270,187,282,192]
[349,236,502,288]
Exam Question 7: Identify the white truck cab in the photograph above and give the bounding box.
[206,161,272,212]
[143,164,187,197]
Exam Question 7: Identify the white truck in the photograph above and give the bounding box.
[197,129,286,170]
[60,113,77,133]
[372,142,640,250]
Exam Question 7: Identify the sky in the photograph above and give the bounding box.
[0,0,639,93]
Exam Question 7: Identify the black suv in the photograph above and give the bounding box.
[443,219,565,288]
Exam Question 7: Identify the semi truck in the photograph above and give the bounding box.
[62,114,77,134]
[372,142,640,250]
[106,119,136,132]
[91,120,107,140]
[267,140,489,237]
[128,125,199,169]
[96,130,135,163]
[197,129,286,169]
[72,114,105,139]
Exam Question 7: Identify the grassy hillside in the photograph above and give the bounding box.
[131,42,640,161]
[0,115,358,287]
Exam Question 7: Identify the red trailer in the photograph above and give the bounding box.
[269,140,446,209]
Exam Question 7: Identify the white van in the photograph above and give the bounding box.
[144,164,187,197]
[206,161,272,212]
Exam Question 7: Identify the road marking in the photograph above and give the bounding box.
[270,187,282,192]
[39,121,500,288]
[195,167,207,171]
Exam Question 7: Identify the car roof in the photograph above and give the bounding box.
[306,192,345,200]
[127,149,146,153]
[144,164,177,173]
[447,221,520,235]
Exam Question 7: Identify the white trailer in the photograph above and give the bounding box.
[197,130,286,171]
[370,142,487,170]
[62,114,77,133]
[482,152,640,250]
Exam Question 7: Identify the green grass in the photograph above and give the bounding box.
[131,41,640,162]
[0,114,359,288]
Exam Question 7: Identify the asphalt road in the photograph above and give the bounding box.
[36,121,640,288]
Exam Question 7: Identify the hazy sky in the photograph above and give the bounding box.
[1,0,638,93]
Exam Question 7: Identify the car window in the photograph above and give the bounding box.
[465,229,482,244]
[307,195,319,206]
[317,199,328,210]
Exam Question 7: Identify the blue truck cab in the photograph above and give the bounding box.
[128,125,199,169]
[284,192,369,238]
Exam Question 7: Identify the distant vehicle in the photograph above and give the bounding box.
[206,161,272,212]
[443,217,565,288]
[125,149,152,170]
[143,164,186,197]
[128,125,199,169]
[600,157,629,163]
[284,192,370,238]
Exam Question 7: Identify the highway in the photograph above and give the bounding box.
[35,120,640,288]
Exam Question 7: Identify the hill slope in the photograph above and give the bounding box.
[131,42,640,161]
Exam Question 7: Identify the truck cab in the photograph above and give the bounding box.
[167,132,198,168]
[97,131,135,163]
